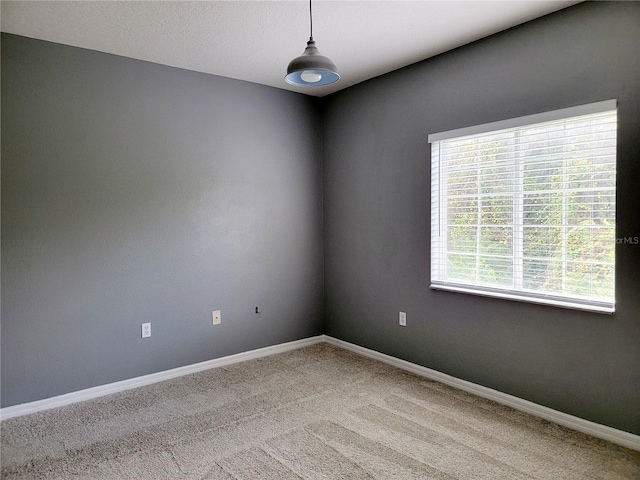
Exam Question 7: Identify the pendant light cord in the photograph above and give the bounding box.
[309,0,313,39]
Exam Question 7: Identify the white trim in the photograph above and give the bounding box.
[428,99,616,143]
[323,336,640,452]
[0,336,325,421]
[430,284,615,314]
[2,334,638,452]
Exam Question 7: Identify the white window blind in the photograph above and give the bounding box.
[429,100,617,313]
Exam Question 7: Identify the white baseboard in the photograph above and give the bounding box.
[0,335,325,421]
[324,336,640,452]
[2,334,638,452]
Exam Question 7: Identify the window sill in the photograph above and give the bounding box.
[430,283,614,314]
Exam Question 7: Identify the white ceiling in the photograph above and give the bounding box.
[1,1,580,97]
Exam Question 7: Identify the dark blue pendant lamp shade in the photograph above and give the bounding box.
[285,38,339,86]
[285,1,339,86]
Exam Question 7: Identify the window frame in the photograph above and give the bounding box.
[428,100,617,314]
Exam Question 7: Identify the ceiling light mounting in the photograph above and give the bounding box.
[285,0,339,87]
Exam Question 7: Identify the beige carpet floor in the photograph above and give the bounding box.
[1,343,639,479]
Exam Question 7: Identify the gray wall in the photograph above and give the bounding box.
[1,34,324,407]
[322,2,640,435]
[2,2,639,437]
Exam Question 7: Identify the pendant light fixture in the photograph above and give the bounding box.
[285,0,339,86]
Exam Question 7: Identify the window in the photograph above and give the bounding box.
[429,100,617,313]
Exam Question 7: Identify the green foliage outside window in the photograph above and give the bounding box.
[442,117,615,300]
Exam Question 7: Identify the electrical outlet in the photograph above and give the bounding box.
[142,322,151,338]
[399,312,407,327]
[212,310,221,325]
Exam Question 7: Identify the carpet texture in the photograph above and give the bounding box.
[1,343,638,479]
